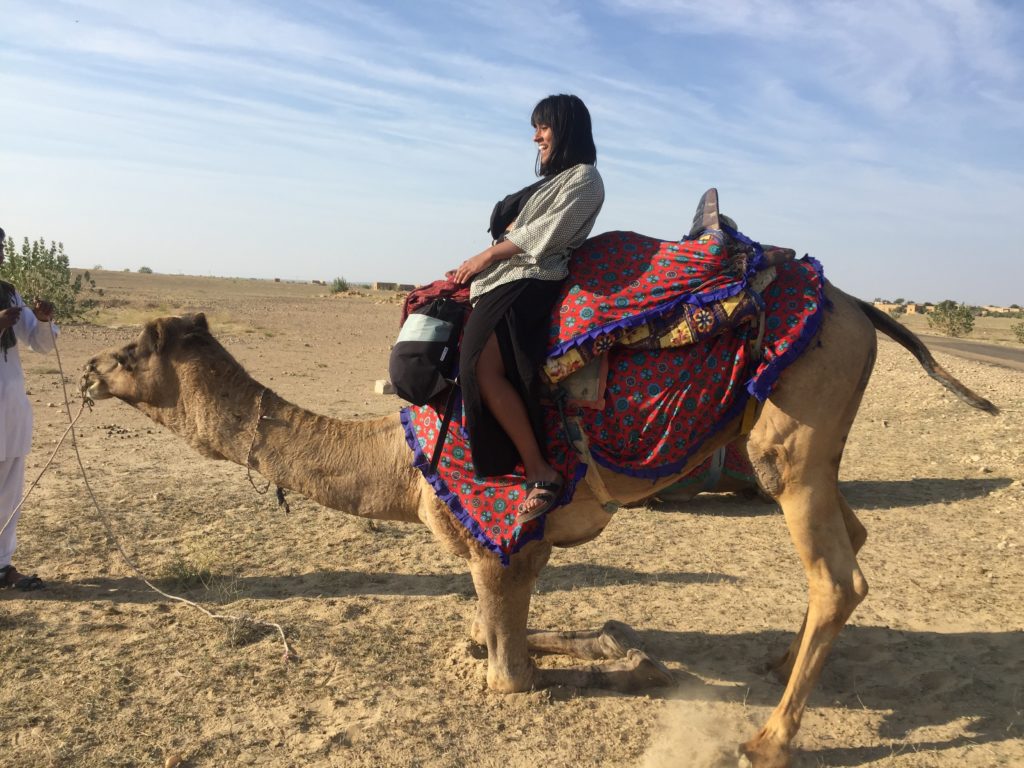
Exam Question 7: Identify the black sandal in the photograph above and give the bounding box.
[516,477,565,525]
[0,565,45,591]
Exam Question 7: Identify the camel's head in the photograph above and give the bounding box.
[81,313,212,406]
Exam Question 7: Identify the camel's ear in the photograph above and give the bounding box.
[138,321,161,356]
[190,313,209,333]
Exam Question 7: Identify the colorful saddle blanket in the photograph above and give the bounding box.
[402,231,827,565]
[543,229,764,384]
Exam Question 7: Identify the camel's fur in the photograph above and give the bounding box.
[80,285,996,768]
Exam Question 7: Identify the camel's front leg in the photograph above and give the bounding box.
[468,545,675,694]
[467,540,552,693]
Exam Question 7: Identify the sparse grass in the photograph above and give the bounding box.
[158,545,217,590]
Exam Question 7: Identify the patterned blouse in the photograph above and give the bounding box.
[469,163,604,303]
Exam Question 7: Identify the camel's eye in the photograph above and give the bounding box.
[114,353,127,367]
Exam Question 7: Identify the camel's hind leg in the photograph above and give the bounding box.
[736,288,876,767]
[526,620,643,660]
[741,427,870,767]
[764,494,867,684]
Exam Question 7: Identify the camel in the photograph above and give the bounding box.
[80,286,996,768]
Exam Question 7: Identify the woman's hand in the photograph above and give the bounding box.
[0,306,22,331]
[450,240,524,285]
[452,251,493,285]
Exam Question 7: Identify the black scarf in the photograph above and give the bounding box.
[487,178,548,240]
[1,281,16,361]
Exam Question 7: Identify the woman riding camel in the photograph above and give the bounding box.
[452,94,604,525]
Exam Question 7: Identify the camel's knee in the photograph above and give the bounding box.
[811,570,868,627]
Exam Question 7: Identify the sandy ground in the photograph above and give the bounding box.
[1,271,1021,767]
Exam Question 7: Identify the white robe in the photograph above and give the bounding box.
[1,290,58,461]
[0,290,59,567]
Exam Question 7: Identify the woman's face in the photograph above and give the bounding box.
[533,122,554,165]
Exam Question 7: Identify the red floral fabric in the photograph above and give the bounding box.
[401,237,825,565]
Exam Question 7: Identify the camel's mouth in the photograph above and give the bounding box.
[79,367,113,401]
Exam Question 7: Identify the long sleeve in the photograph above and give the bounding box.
[12,292,59,354]
[505,165,604,263]
[1,292,58,461]
[470,164,604,302]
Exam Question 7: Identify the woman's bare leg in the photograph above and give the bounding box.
[476,332,560,514]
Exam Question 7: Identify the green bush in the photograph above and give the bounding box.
[1012,321,1024,345]
[138,266,153,274]
[888,304,907,318]
[1,235,99,321]
[330,277,349,293]
[926,300,975,338]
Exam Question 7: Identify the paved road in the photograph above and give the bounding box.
[910,333,1024,372]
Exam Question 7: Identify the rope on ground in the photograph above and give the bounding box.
[8,325,295,661]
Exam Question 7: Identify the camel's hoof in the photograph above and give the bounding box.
[760,657,792,686]
[736,740,790,768]
[708,744,746,768]
[625,648,674,689]
[599,620,642,658]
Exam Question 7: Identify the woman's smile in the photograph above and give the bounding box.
[534,123,554,164]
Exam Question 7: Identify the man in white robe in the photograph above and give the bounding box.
[1,227,58,590]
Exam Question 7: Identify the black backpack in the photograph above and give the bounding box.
[389,296,470,472]
[388,296,468,406]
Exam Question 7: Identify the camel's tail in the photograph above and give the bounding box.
[856,299,999,415]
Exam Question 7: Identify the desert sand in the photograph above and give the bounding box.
[1,271,1021,767]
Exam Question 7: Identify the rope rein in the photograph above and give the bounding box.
[245,388,271,494]
[6,324,294,661]
[244,388,291,513]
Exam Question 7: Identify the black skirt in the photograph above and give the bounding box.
[459,278,563,478]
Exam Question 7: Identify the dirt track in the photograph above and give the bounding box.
[1,272,1021,767]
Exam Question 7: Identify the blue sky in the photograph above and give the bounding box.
[2,0,1022,305]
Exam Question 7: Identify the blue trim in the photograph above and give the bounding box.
[401,407,549,566]
[546,228,767,361]
[546,279,748,360]
[746,256,828,401]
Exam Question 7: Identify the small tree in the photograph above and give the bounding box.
[1,235,99,321]
[330,277,349,293]
[1012,321,1024,345]
[138,266,153,274]
[888,304,907,318]
[927,300,975,338]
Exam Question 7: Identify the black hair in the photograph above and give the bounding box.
[531,94,596,177]
[0,227,5,243]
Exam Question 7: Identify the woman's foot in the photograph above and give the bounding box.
[0,564,45,591]
[516,473,565,525]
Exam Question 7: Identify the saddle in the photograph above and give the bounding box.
[550,188,797,510]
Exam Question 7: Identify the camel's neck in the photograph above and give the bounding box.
[138,362,424,524]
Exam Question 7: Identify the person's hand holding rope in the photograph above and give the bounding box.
[32,298,55,323]
[0,306,21,331]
